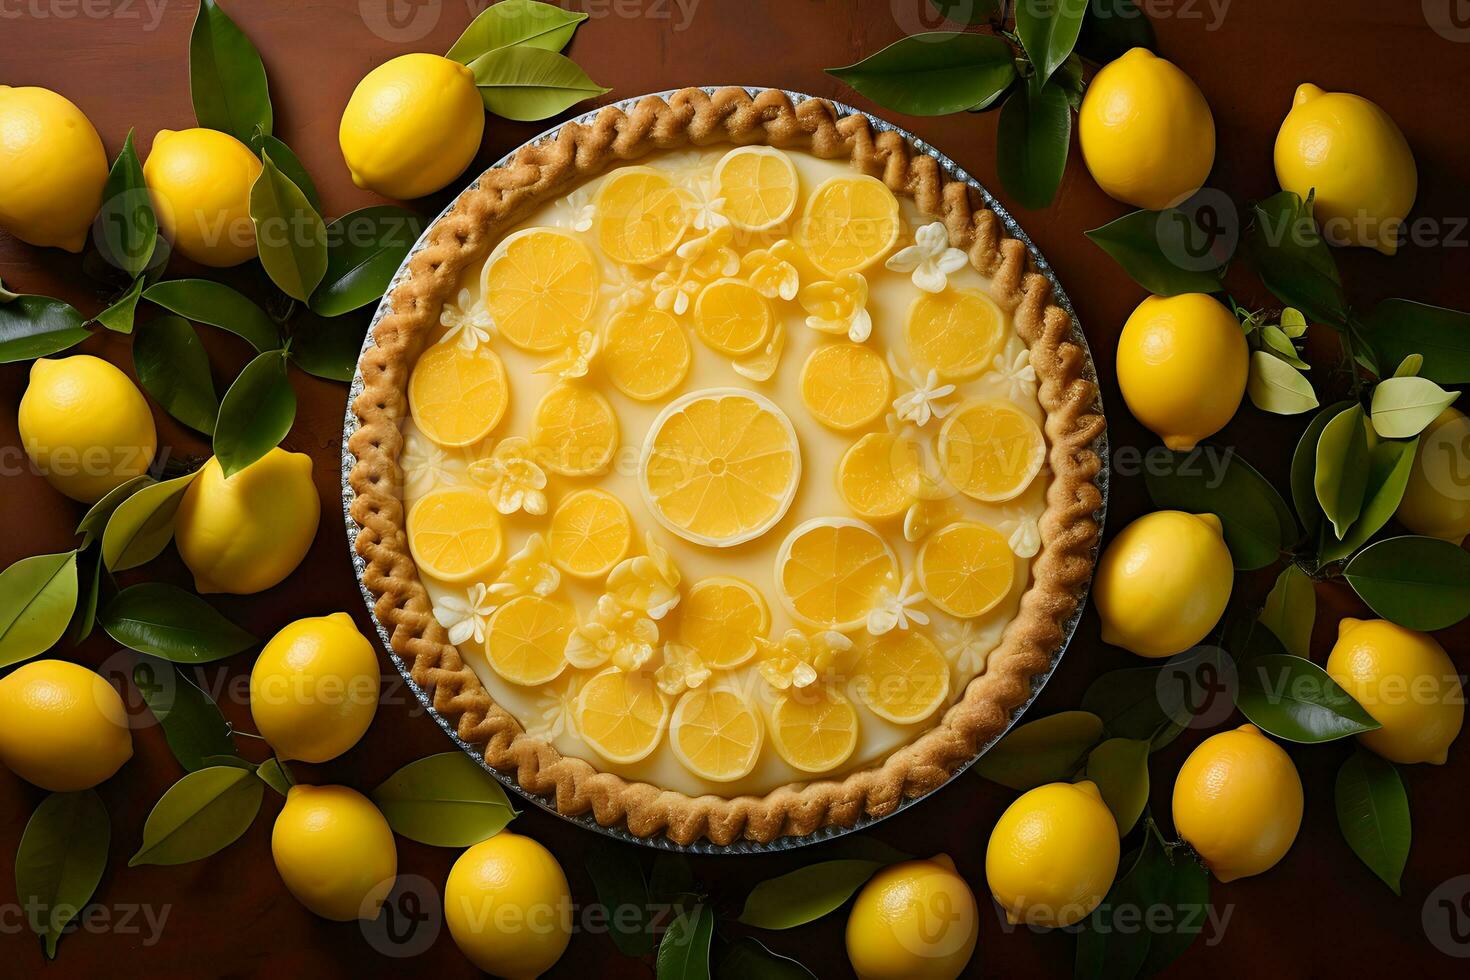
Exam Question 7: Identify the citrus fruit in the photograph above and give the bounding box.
[175,449,321,595]
[776,517,899,630]
[407,487,503,582]
[144,127,262,266]
[595,166,689,265]
[18,355,157,503]
[1094,510,1233,658]
[800,342,891,431]
[905,288,1006,381]
[1395,407,1470,543]
[670,688,764,782]
[640,388,800,547]
[937,401,1046,502]
[769,686,860,773]
[846,854,979,980]
[485,596,574,687]
[1326,618,1463,765]
[0,660,132,792]
[406,342,509,447]
[693,278,773,356]
[445,833,572,979]
[1116,292,1248,451]
[547,488,632,578]
[1078,48,1215,210]
[271,784,397,922]
[838,432,923,520]
[917,521,1015,619]
[0,86,107,252]
[854,631,950,724]
[1172,724,1303,881]
[797,174,901,274]
[712,146,800,231]
[249,613,379,764]
[987,781,1119,927]
[678,577,770,669]
[602,306,691,400]
[483,228,600,352]
[338,53,484,199]
[575,667,669,764]
[530,382,619,476]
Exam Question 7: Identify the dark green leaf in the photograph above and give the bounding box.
[77,476,153,548]
[1236,654,1379,743]
[94,129,156,277]
[996,79,1072,210]
[1143,446,1295,569]
[310,206,425,317]
[1248,191,1346,327]
[1290,400,1352,539]
[827,33,1017,116]
[1319,437,1418,563]
[129,766,264,866]
[717,937,818,980]
[95,275,145,334]
[250,151,327,302]
[0,552,79,669]
[975,710,1103,790]
[256,758,294,796]
[133,659,237,772]
[0,295,89,364]
[101,470,199,571]
[1370,376,1458,439]
[372,752,519,847]
[133,315,218,434]
[1082,648,1234,750]
[738,860,880,929]
[1076,0,1156,63]
[1335,748,1410,894]
[657,904,713,980]
[471,44,611,121]
[143,279,280,352]
[446,0,588,64]
[927,0,1000,25]
[67,548,104,646]
[1085,208,1227,296]
[102,582,256,663]
[290,310,368,382]
[1260,565,1315,658]
[1362,299,1470,384]
[15,790,109,959]
[1084,737,1150,835]
[248,133,320,212]
[1314,403,1371,540]
[585,846,654,957]
[213,349,296,478]
[1015,0,1090,82]
[189,0,273,142]
[1344,535,1470,630]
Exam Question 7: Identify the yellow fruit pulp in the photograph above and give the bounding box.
[575,667,670,764]
[670,688,764,781]
[855,631,950,724]
[797,174,901,274]
[602,306,691,400]
[693,278,773,356]
[486,595,574,686]
[531,382,619,476]
[905,288,1005,381]
[769,687,859,773]
[713,146,800,231]
[547,488,632,578]
[838,432,922,520]
[407,487,503,582]
[776,518,898,629]
[800,342,891,431]
[484,229,600,352]
[595,166,689,264]
[406,342,509,447]
[678,577,770,669]
[938,401,1046,502]
[0,85,107,252]
[917,521,1014,618]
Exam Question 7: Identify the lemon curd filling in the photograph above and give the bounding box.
[397,146,1050,796]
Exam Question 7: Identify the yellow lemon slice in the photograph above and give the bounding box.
[548,489,632,579]
[531,383,619,477]
[796,175,901,275]
[693,278,772,357]
[640,388,800,548]
[918,521,1015,618]
[670,688,764,782]
[603,306,691,401]
[837,432,922,520]
[712,146,799,231]
[854,632,951,724]
[904,288,1006,381]
[595,166,689,265]
[407,487,503,583]
[575,667,669,764]
[799,342,891,431]
[483,228,599,352]
[486,595,574,686]
[407,343,508,448]
[775,517,898,630]
[679,577,770,669]
[938,400,1046,502]
[768,687,859,774]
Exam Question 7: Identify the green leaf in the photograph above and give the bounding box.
[95,275,146,334]
[1235,654,1379,743]
[585,846,654,957]
[1335,748,1410,894]
[289,310,368,383]
[1260,565,1314,658]
[1084,208,1228,296]
[1320,436,1419,563]
[67,549,104,646]
[1344,535,1470,630]
[1392,353,1424,378]
[1290,399,1352,539]
[1261,324,1311,370]
[76,475,153,547]
[129,766,264,866]
[1075,0,1156,63]
[1247,349,1319,415]
[248,133,321,213]
[0,552,79,669]
[14,790,109,959]
[657,904,713,980]
[102,583,256,663]
[94,129,157,277]
[310,206,425,317]
[827,33,1017,116]
[996,78,1072,211]
[927,0,1001,25]
[446,0,588,64]
[250,151,327,302]
[1314,403,1371,539]
[1084,737,1150,835]
[133,315,218,434]
[471,44,611,121]
[189,0,273,143]
[1082,648,1234,750]
[1143,446,1295,569]
[143,279,280,352]
[256,757,294,796]
[1015,0,1090,83]
[1362,299,1470,384]
[0,294,89,364]
[974,710,1103,790]
[1248,191,1347,327]
[1281,307,1308,338]
[213,349,296,477]
[101,470,199,571]
[132,660,237,772]
[372,752,518,847]
[738,860,880,929]
[717,937,818,980]
[1370,376,1458,439]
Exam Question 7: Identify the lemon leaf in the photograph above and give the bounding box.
[1143,445,1295,570]
[1084,737,1151,836]
[94,129,156,278]
[1319,436,1419,564]
[1085,208,1229,296]
[657,904,713,980]
[996,77,1071,211]
[1075,0,1156,63]
[585,846,654,957]
[1081,648,1234,749]
[1260,565,1315,659]
[371,752,519,848]
[1344,535,1470,631]
[310,207,425,318]
[737,860,882,930]
[716,937,818,980]
[470,45,610,122]
[75,475,152,548]
[250,151,328,302]
[1361,298,1470,384]
[143,279,281,353]
[66,549,104,647]
[214,349,296,478]
[0,294,89,364]
[1314,403,1371,540]
[14,790,109,959]
[248,132,321,212]
[289,309,369,383]
[102,582,257,663]
[101,470,200,572]
[974,710,1103,790]
[1248,191,1347,327]
[1289,399,1353,540]
[1335,748,1410,895]
[189,0,273,143]
[1015,0,1089,84]
[132,659,238,772]
[446,0,588,64]
[1235,653,1379,743]
[0,551,79,669]
[95,275,146,335]
[1246,349,1318,416]
[129,766,264,867]
[133,315,219,434]
[1369,375,1458,439]
[827,32,1017,117]
[256,758,294,796]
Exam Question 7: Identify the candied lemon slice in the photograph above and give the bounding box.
[603,306,691,401]
[595,166,689,265]
[796,175,901,275]
[407,343,508,448]
[693,278,772,357]
[918,520,1015,618]
[679,577,770,669]
[799,342,891,431]
[775,517,898,630]
[548,488,632,579]
[531,383,619,476]
[575,667,669,764]
[486,595,574,686]
[670,688,764,782]
[640,388,800,548]
[904,288,1006,381]
[937,400,1046,502]
[837,432,922,520]
[768,687,859,774]
[712,146,799,232]
[483,228,599,352]
[406,487,502,583]
[854,631,950,724]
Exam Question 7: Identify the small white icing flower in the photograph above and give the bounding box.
[602,261,654,312]
[990,347,1038,400]
[685,176,730,232]
[798,273,872,343]
[866,573,930,635]
[892,362,957,428]
[537,328,599,380]
[469,437,548,516]
[655,643,710,696]
[490,533,561,599]
[527,675,583,740]
[433,582,497,647]
[903,495,960,544]
[1008,517,1041,559]
[401,437,449,498]
[605,533,682,620]
[940,619,994,678]
[741,240,802,301]
[565,594,660,672]
[652,226,740,315]
[885,221,968,293]
[755,628,854,690]
[555,184,597,233]
[439,288,495,351]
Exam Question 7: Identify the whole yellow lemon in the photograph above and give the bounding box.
[1078,48,1215,210]
[18,355,157,503]
[1094,510,1233,658]
[339,53,485,200]
[445,832,571,978]
[1116,292,1247,451]
[845,854,978,980]
[1274,83,1416,255]
[1326,618,1463,765]
[174,448,320,594]
[0,660,133,791]
[1395,407,1470,543]
[271,784,397,921]
[1172,724,1302,881]
[250,613,379,764]
[0,85,107,252]
[144,127,262,267]
[986,780,1119,928]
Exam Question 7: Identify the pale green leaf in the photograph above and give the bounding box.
[1392,353,1423,378]
[1369,376,1458,439]
[1084,737,1150,835]
[1247,349,1318,415]
[471,44,610,121]
[1314,403,1370,539]
[129,766,263,866]
[738,861,881,929]
[371,751,519,847]
[0,552,79,669]
[1260,565,1314,658]
[101,470,199,571]
[446,0,587,64]
[974,710,1103,790]
[15,790,109,959]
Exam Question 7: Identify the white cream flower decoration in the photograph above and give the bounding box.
[755,628,854,691]
[602,260,654,312]
[866,573,930,635]
[655,643,711,696]
[554,184,597,233]
[526,675,583,740]
[439,288,495,351]
[940,619,994,678]
[885,221,967,293]
[652,225,740,315]
[469,437,548,516]
[990,347,1038,400]
[797,273,872,343]
[565,594,661,672]
[401,436,450,498]
[891,360,957,428]
[433,582,497,647]
[741,239,802,301]
[490,533,561,599]
[685,176,730,232]
[605,533,682,619]
[537,328,599,380]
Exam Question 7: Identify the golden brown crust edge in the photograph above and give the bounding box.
[347,87,1105,846]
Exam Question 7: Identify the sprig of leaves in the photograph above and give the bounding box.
[371,752,519,847]
[450,0,608,120]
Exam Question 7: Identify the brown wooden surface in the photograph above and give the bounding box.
[2,1,1469,976]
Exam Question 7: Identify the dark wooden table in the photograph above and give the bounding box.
[3,1,1468,976]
